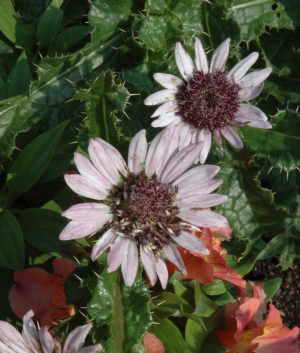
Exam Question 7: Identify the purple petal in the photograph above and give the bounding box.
[170,231,209,255]
[22,310,39,353]
[38,327,55,353]
[107,237,128,272]
[152,113,180,128]
[178,125,192,150]
[194,37,208,73]
[88,139,121,185]
[235,119,272,129]
[220,126,243,149]
[163,243,187,275]
[228,52,259,81]
[144,89,177,105]
[155,256,169,289]
[121,240,139,286]
[154,73,183,89]
[239,67,272,88]
[145,128,171,178]
[198,129,211,164]
[79,344,103,353]
[128,130,147,174]
[94,138,128,177]
[179,208,228,228]
[64,174,107,200]
[151,101,178,118]
[174,165,221,190]
[179,179,224,198]
[0,321,29,353]
[74,153,111,190]
[238,104,268,121]
[160,142,203,184]
[175,42,194,80]
[214,130,222,148]
[140,246,157,286]
[59,216,112,240]
[210,38,230,73]
[238,84,264,101]
[177,194,228,208]
[62,203,110,221]
[63,324,92,353]
[91,229,116,261]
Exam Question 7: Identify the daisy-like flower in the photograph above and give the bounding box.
[0,310,102,353]
[59,126,228,288]
[144,37,272,163]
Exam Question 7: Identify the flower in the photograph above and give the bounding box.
[144,333,165,353]
[144,37,272,163]
[9,258,76,329]
[216,282,300,353]
[0,310,102,353]
[59,126,228,288]
[167,227,247,296]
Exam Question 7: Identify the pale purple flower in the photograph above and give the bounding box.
[0,310,102,353]
[59,126,228,288]
[144,37,272,163]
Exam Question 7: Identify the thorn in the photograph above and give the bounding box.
[92,270,100,278]
[73,273,83,281]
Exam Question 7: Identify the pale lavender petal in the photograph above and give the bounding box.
[38,327,55,353]
[154,73,183,89]
[63,324,92,353]
[175,42,194,80]
[151,113,181,128]
[121,240,139,286]
[128,130,147,174]
[220,126,243,149]
[144,89,177,105]
[214,130,222,148]
[156,124,180,179]
[163,243,187,275]
[78,344,103,353]
[228,52,259,81]
[64,174,108,200]
[91,229,116,261]
[59,215,112,240]
[179,223,201,232]
[22,311,39,353]
[145,128,171,178]
[62,203,110,221]
[74,153,111,190]
[198,129,211,164]
[94,138,128,177]
[178,125,192,150]
[140,246,157,286]
[236,119,272,129]
[194,37,208,73]
[0,321,29,353]
[239,67,272,88]
[155,255,169,289]
[179,209,228,228]
[107,237,129,272]
[179,179,223,198]
[177,194,228,208]
[174,165,221,191]
[151,100,178,118]
[54,339,62,353]
[238,84,264,101]
[210,38,230,73]
[88,139,121,185]
[160,142,203,183]
[170,231,209,255]
[238,104,268,121]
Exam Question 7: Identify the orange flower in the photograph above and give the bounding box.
[9,258,76,328]
[167,227,247,296]
[216,282,300,353]
[144,333,165,353]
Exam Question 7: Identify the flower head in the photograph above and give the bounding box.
[9,258,76,329]
[59,126,228,288]
[144,37,272,163]
[0,310,102,353]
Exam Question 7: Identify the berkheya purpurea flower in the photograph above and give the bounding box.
[59,125,228,288]
[144,37,272,163]
[0,310,102,353]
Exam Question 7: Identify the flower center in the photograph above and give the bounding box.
[175,71,240,132]
[107,172,180,252]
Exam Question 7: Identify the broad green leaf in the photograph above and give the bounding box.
[0,39,13,54]
[36,0,63,49]
[194,282,218,318]
[279,217,300,270]
[0,209,24,271]
[17,208,69,256]
[200,331,225,353]
[0,267,15,321]
[14,0,49,23]
[148,317,187,353]
[185,317,214,353]
[152,292,194,318]
[6,120,69,194]
[0,0,18,43]
[41,186,75,213]
[0,51,31,100]
[263,278,283,302]
[87,269,151,353]
[203,280,231,296]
